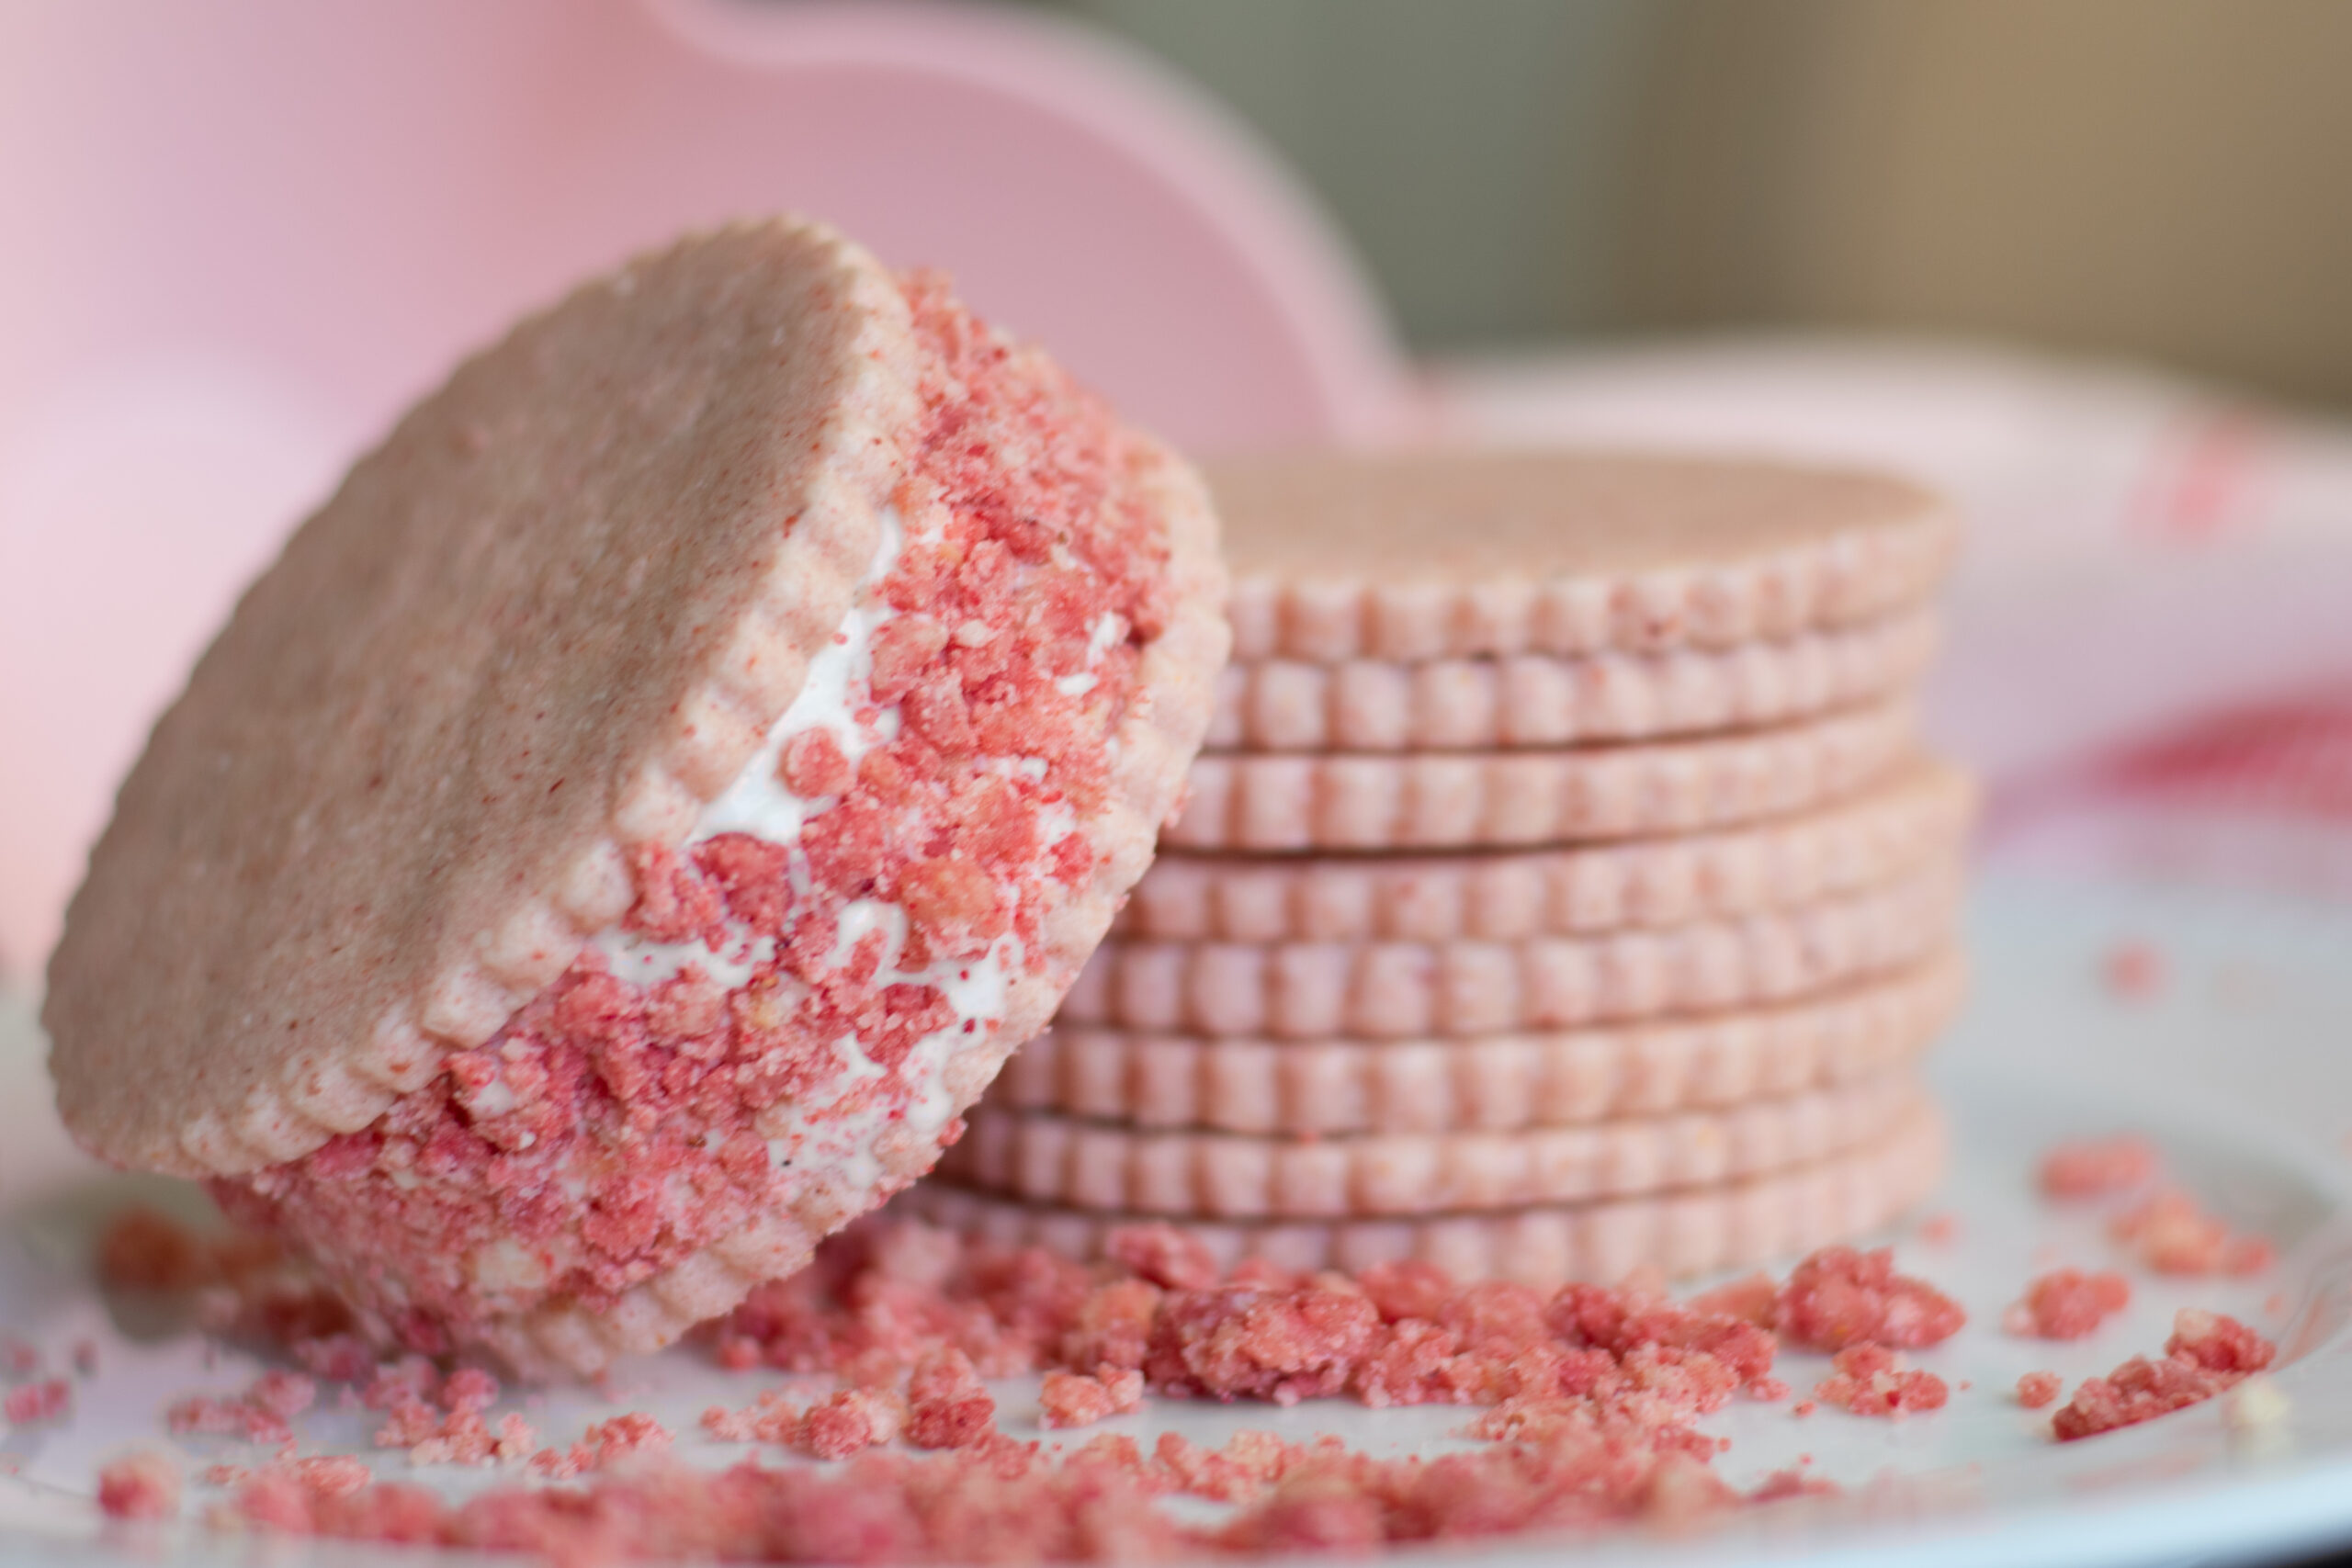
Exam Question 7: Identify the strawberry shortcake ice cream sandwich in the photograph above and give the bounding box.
[43,220,1226,1373]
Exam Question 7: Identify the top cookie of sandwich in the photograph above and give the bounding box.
[47,219,1226,1186]
[1212,451,1958,663]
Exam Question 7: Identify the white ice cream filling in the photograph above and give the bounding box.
[571,507,1114,1197]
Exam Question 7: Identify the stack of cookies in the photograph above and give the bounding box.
[916,453,1971,1283]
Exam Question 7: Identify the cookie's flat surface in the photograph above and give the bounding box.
[1211,451,1957,662]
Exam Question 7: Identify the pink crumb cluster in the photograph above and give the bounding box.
[2037,1136,2159,1199]
[1811,1346,1949,1417]
[701,1219,1780,1424]
[168,1371,316,1449]
[2004,1269,2132,1340]
[203,272,1174,1359]
[2110,1190,2274,1276]
[1770,1247,1967,1352]
[2015,1371,2064,1410]
[185,1416,1829,1565]
[2050,1310,2276,1441]
[2032,1134,2274,1274]
[96,1201,2292,1564]
[97,1208,1883,1562]
[2101,942,2165,1001]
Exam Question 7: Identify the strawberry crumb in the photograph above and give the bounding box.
[96,1450,183,1520]
[2111,1190,2275,1276]
[2016,1371,2064,1409]
[2004,1269,2132,1339]
[904,1348,995,1450]
[2038,1136,2159,1199]
[1810,1344,1949,1417]
[2051,1310,2276,1440]
[1038,1367,1145,1429]
[2102,941,2165,1000]
[1774,1247,1966,1351]
[797,1387,907,1461]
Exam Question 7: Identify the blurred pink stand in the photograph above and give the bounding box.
[0,0,1418,980]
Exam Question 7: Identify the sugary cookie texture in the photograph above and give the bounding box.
[49,223,1224,1373]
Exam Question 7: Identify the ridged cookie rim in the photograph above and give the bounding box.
[904,1100,1947,1281]
[1216,454,1960,663]
[1205,607,1939,753]
[1166,697,1917,852]
[1118,754,1973,942]
[1063,860,1960,1039]
[941,1073,1921,1218]
[1002,947,1962,1134]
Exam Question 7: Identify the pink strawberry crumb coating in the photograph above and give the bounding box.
[2004,1269,2131,1339]
[207,273,1187,1366]
[2051,1310,2275,1440]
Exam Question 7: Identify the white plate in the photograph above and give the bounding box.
[8,872,2352,1568]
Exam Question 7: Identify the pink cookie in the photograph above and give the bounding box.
[1117,753,1973,942]
[906,1099,1947,1283]
[1001,948,1962,1134]
[1212,451,1958,663]
[1205,606,1939,752]
[43,220,1227,1373]
[1061,860,1960,1039]
[1166,696,1917,852]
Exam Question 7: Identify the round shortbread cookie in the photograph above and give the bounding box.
[1062,860,1957,1040]
[1211,450,1958,664]
[43,221,1227,1374]
[1165,696,1916,852]
[938,1073,1918,1218]
[904,1099,1946,1282]
[1205,607,1938,753]
[1000,947,1962,1134]
[1117,754,1972,942]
